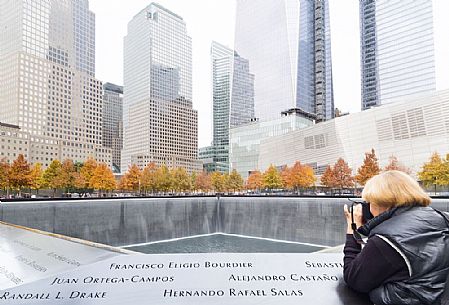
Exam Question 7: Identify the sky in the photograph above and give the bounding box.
[90,0,449,148]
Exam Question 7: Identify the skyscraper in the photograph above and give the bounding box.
[211,42,254,147]
[122,3,200,173]
[231,52,255,129]
[360,0,436,110]
[103,83,123,172]
[211,42,233,149]
[0,0,111,167]
[234,0,334,122]
[199,42,254,173]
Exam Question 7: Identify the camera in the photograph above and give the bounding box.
[347,198,374,224]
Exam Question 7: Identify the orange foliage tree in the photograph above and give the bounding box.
[320,165,336,189]
[289,161,316,192]
[59,159,77,192]
[384,155,411,174]
[280,166,292,189]
[140,162,158,194]
[90,163,116,196]
[355,149,380,186]
[119,164,141,193]
[0,158,10,195]
[195,171,212,192]
[8,154,31,195]
[246,170,263,191]
[333,158,354,191]
[75,158,97,192]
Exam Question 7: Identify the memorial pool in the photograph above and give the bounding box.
[124,233,327,254]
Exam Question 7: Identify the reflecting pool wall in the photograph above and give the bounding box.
[0,197,447,248]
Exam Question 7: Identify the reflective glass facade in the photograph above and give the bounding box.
[103,83,123,172]
[211,42,233,148]
[230,113,313,179]
[231,53,255,128]
[234,0,334,122]
[360,0,436,110]
[204,41,255,173]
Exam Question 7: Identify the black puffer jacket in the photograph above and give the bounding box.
[357,206,449,305]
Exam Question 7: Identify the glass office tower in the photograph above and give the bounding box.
[103,83,123,172]
[234,0,334,122]
[123,3,200,173]
[211,42,254,148]
[203,41,255,173]
[360,0,436,110]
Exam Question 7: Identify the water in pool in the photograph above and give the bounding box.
[124,233,326,254]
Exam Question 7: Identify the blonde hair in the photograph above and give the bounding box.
[362,170,431,208]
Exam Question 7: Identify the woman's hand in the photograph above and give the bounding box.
[344,204,364,234]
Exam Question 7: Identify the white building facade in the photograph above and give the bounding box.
[122,3,200,173]
[0,123,30,163]
[256,91,449,179]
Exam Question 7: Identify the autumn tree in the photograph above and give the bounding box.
[418,152,447,192]
[155,164,172,193]
[75,158,97,194]
[171,167,191,193]
[355,149,380,186]
[222,173,230,192]
[59,159,77,192]
[320,165,336,189]
[29,163,44,195]
[42,160,63,197]
[384,155,411,174]
[333,158,354,191]
[210,171,226,193]
[195,171,212,193]
[443,154,449,187]
[90,163,116,196]
[280,166,292,190]
[227,169,243,192]
[9,154,31,196]
[246,170,263,191]
[119,164,141,193]
[0,158,10,196]
[140,162,158,194]
[289,161,316,192]
[263,165,283,190]
[190,172,198,192]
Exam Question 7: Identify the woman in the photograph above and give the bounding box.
[343,170,449,305]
